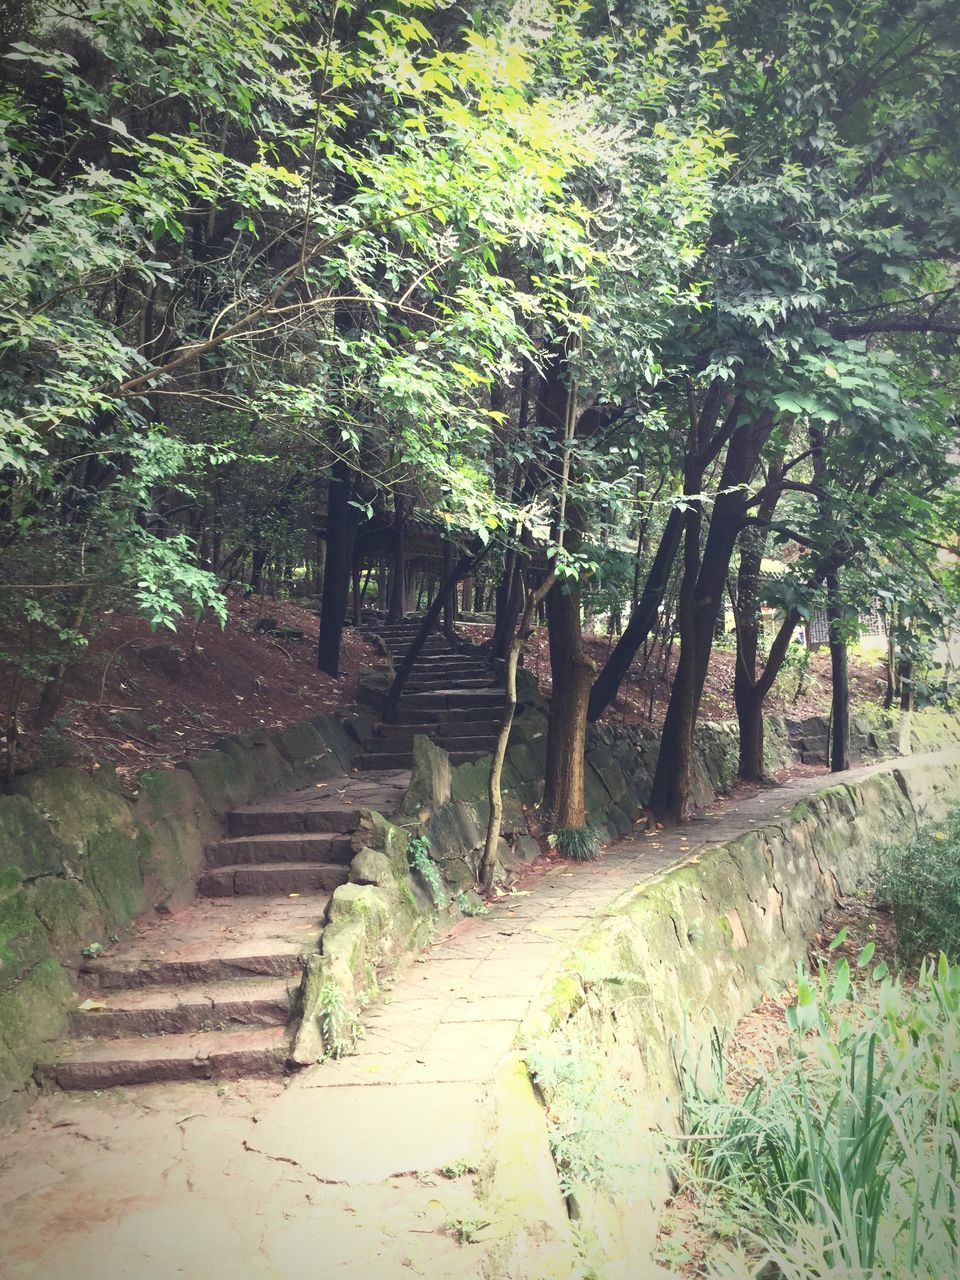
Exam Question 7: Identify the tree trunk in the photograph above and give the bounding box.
[317,462,360,676]
[588,505,684,721]
[898,654,913,755]
[542,580,596,828]
[441,540,457,640]
[387,494,406,624]
[883,605,897,709]
[735,684,765,782]
[648,507,701,823]
[351,560,362,626]
[827,570,850,772]
[250,545,267,593]
[648,411,774,819]
[479,569,557,893]
[732,518,768,781]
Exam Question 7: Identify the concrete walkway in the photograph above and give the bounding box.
[0,754,937,1279]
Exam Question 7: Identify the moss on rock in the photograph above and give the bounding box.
[0,796,67,880]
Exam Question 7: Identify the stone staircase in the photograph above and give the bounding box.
[38,772,408,1090]
[358,620,505,771]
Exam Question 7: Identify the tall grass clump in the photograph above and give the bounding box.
[677,942,960,1279]
[874,807,960,962]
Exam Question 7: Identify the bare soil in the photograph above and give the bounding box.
[455,623,887,728]
[3,591,377,785]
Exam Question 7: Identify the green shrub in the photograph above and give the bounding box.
[676,947,960,1279]
[874,808,960,962]
[551,824,602,862]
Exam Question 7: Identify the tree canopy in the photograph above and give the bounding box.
[2,0,959,824]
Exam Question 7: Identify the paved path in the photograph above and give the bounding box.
[0,754,937,1279]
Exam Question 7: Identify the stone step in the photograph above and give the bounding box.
[363,734,497,755]
[227,805,361,837]
[86,948,306,991]
[198,862,350,898]
[402,689,505,710]
[393,705,501,724]
[358,749,492,771]
[404,686,499,696]
[39,1026,290,1090]
[384,645,455,655]
[375,719,503,738]
[406,659,484,672]
[68,978,296,1038]
[406,673,487,684]
[206,833,353,867]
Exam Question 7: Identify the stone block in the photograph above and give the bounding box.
[0,888,51,991]
[26,877,104,958]
[402,736,452,816]
[84,829,149,928]
[0,795,67,880]
[0,958,73,1078]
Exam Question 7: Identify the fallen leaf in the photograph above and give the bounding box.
[77,999,106,1012]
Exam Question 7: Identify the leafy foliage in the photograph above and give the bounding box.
[875,809,960,963]
[678,949,960,1279]
[407,833,447,909]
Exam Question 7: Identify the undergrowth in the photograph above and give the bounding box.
[675,941,960,1279]
[874,807,960,962]
[407,834,448,909]
[317,981,362,1059]
[551,823,602,861]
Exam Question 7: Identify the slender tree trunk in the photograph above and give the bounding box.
[317,462,360,676]
[33,588,93,730]
[479,570,557,892]
[441,540,457,640]
[827,570,850,772]
[883,605,897,709]
[351,560,362,627]
[898,652,913,755]
[588,505,685,721]
[314,535,325,598]
[648,506,701,823]
[491,546,517,660]
[387,493,406,624]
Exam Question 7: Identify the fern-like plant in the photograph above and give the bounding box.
[407,834,448,909]
[552,824,602,861]
[317,980,361,1059]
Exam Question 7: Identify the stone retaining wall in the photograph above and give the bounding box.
[500,749,960,1279]
[404,707,798,890]
[0,711,367,1117]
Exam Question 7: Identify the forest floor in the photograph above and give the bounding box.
[2,593,886,785]
[2,590,377,785]
[456,622,888,726]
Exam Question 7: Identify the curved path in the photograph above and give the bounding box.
[0,752,947,1279]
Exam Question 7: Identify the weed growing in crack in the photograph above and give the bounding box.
[318,981,361,1059]
[455,890,488,917]
[407,834,448,909]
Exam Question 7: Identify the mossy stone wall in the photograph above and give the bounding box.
[0,712,365,1119]
[509,750,960,1279]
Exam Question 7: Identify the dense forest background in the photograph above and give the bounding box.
[2,0,959,828]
